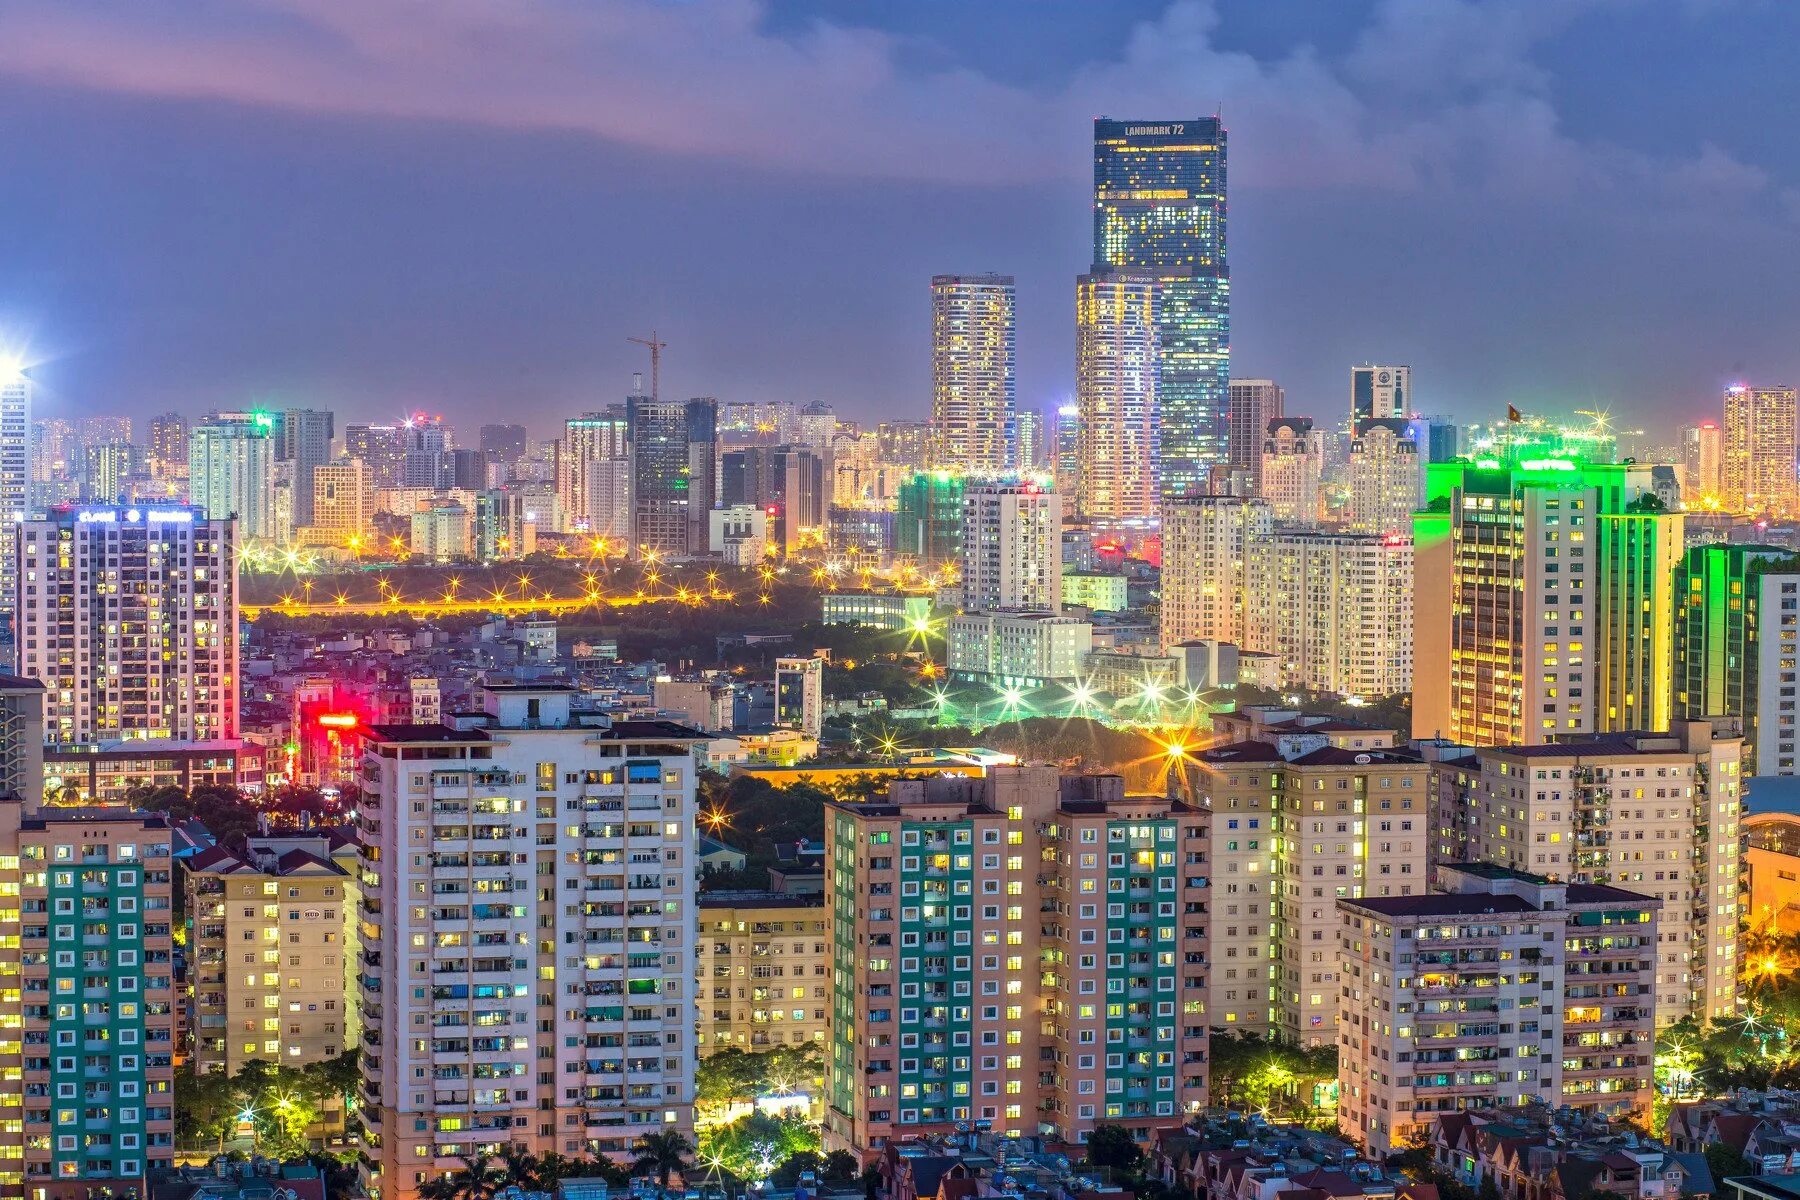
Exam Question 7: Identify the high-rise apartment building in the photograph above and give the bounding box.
[877,422,932,474]
[1412,459,1681,745]
[80,441,135,504]
[398,414,453,488]
[1226,379,1283,493]
[957,484,1062,614]
[1720,384,1798,513]
[1191,722,1430,1041]
[822,768,1211,1158]
[480,424,528,467]
[1674,543,1800,775]
[189,413,275,541]
[185,834,359,1076]
[1338,863,1658,1155]
[1345,419,1420,535]
[1244,531,1413,698]
[355,688,706,1198]
[16,506,238,746]
[1049,405,1082,504]
[271,409,335,528]
[1680,422,1721,505]
[929,274,1015,474]
[304,460,376,547]
[0,371,30,611]
[1093,118,1228,496]
[1259,417,1323,525]
[345,425,404,488]
[1075,273,1159,521]
[1158,495,1271,650]
[1435,722,1740,1028]
[697,888,829,1053]
[557,411,629,534]
[1350,364,1412,425]
[473,488,540,561]
[146,413,188,483]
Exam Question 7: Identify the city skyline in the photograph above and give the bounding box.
[1,2,1800,434]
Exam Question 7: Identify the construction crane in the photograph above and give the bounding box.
[628,332,668,401]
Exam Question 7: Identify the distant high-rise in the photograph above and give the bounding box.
[1093,117,1229,495]
[1049,404,1081,502]
[625,388,715,558]
[1012,407,1044,472]
[1159,495,1271,650]
[876,421,931,472]
[686,397,719,553]
[271,408,335,527]
[81,440,135,504]
[930,274,1015,473]
[147,411,188,481]
[557,411,629,533]
[1074,272,1159,521]
[1227,378,1283,492]
[189,412,275,540]
[479,423,528,465]
[1351,364,1413,425]
[1259,416,1322,525]
[1674,543,1800,775]
[720,444,823,556]
[1720,385,1796,512]
[1681,422,1722,504]
[306,459,376,547]
[0,371,30,611]
[1345,419,1421,535]
[957,483,1062,614]
[345,423,403,487]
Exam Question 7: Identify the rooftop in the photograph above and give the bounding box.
[1344,893,1542,918]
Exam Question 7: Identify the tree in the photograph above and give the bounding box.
[634,1130,697,1197]
[700,1112,818,1184]
[822,1151,861,1183]
[173,1063,239,1152]
[1084,1124,1143,1175]
[1704,1142,1752,1182]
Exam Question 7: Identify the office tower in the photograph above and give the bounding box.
[556,411,629,533]
[185,834,359,1076]
[893,471,964,567]
[1345,419,1421,534]
[0,800,178,1189]
[720,445,824,557]
[480,423,528,466]
[305,460,376,546]
[345,424,404,487]
[269,461,297,547]
[774,656,824,739]
[0,371,29,611]
[1227,379,1283,492]
[1093,117,1229,496]
[473,488,539,561]
[269,408,335,527]
[355,689,706,1196]
[697,887,829,1053]
[1720,384,1798,512]
[16,507,238,746]
[1681,422,1722,504]
[1075,272,1159,521]
[1159,495,1270,650]
[1350,364,1412,425]
[1441,722,1741,1028]
[81,440,135,504]
[188,413,275,540]
[930,274,1015,473]
[1049,404,1082,502]
[1412,458,1680,745]
[822,768,1210,1156]
[626,390,710,558]
[1259,417,1323,524]
[1244,531,1413,697]
[1338,863,1658,1154]
[1423,418,1459,463]
[958,483,1062,614]
[146,412,188,482]
[1674,543,1800,774]
[686,398,719,554]
[408,500,470,562]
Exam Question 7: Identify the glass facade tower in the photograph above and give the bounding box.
[1092,117,1228,497]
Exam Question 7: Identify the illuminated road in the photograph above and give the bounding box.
[241,588,738,620]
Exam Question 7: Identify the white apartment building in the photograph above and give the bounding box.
[1338,863,1658,1156]
[930,274,1016,474]
[355,685,707,1200]
[1435,721,1740,1027]
[189,413,276,541]
[16,506,238,747]
[1159,495,1272,651]
[0,371,29,611]
[1260,417,1322,525]
[1244,531,1413,699]
[558,412,629,533]
[958,483,1062,613]
[947,611,1091,688]
[1346,419,1421,535]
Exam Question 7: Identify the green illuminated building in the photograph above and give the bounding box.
[1674,543,1800,774]
[895,471,964,567]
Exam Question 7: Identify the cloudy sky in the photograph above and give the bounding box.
[1,0,1797,438]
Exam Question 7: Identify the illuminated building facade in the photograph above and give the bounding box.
[1226,378,1283,492]
[473,488,539,561]
[270,408,335,528]
[1049,405,1082,503]
[1158,495,1271,650]
[1350,364,1412,425]
[697,890,829,1053]
[1093,117,1228,496]
[303,459,376,547]
[1720,384,1798,512]
[1075,272,1159,521]
[720,445,824,557]
[1244,530,1413,698]
[893,472,964,568]
[355,690,706,1198]
[774,655,824,740]
[958,483,1062,614]
[556,411,628,533]
[1680,422,1721,505]
[16,506,237,747]
[1345,419,1420,535]
[0,373,30,611]
[946,611,1091,687]
[345,424,404,488]
[1441,722,1741,1028]
[1260,416,1323,525]
[146,412,188,484]
[929,274,1015,473]
[1673,543,1800,775]
[823,768,1211,1158]
[627,395,715,558]
[188,412,275,541]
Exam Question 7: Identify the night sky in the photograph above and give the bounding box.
[2,0,1798,439]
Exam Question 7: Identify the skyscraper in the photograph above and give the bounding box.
[271,408,335,527]
[1720,384,1797,512]
[957,483,1062,613]
[16,506,238,745]
[1226,378,1283,492]
[557,410,629,533]
[930,274,1015,473]
[720,444,824,557]
[686,396,719,554]
[0,369,29,612]
[188,412,275,541]
[625,391,715,558]
[1093,117,1229,495]
[1350,364,1413,425]
[1680,421,1722,504]
[1075,272,1159,521]
[1011,407,1044,472]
